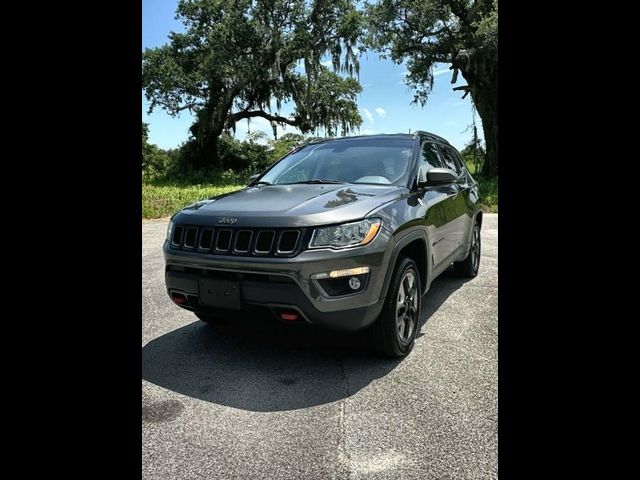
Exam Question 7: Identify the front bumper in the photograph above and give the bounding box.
[163,232,393,332]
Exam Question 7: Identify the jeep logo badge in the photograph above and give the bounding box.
[218,217,238,225]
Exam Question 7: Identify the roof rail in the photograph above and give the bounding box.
[413,130,451,144]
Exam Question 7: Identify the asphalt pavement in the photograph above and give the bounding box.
[142,214,498,480]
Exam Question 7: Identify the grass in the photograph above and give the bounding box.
[142,171,245,218]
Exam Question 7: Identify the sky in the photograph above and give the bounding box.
[142,0,484,152]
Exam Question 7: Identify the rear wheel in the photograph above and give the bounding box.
[372,256,421,358]
[454,221,481,277]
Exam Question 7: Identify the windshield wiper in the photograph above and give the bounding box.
[252,181,272,185]
[288,179,346,184]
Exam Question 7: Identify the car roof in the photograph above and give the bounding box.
[305,131,451,146]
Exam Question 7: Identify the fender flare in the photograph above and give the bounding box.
[379,228,432,301]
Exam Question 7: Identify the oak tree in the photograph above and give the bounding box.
[143,0,363,170]
[365,0,498,176]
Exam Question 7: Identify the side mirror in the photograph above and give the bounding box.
[421,168,458,186]
[247,173,260,186]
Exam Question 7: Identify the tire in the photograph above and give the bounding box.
[454,221,481,277]
[372,256,422,358]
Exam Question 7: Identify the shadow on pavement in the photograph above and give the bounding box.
[415,265,473,338]
[142,266,470,412]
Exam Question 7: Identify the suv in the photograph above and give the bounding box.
[164,132,482,357]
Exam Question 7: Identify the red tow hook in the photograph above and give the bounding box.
[171,292,188,305]
[280,311,299,321]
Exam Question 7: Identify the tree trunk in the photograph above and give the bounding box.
[455,51,498,178]
[186,133,218,171]
[471,84,498,177]
[186,120,222,171]
[203,134,220,170]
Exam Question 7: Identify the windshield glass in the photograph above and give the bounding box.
[258,137,414,186]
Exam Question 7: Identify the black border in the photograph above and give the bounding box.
[11,0,602,476]
[14,2,142,476]
[498,1,598,475]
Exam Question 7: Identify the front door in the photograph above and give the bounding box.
[418,141,460,269]
[438,144,471,254]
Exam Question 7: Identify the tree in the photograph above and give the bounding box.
[460,138,485,174]
[365,0,498,176]
[268,132,305,162]
[142,121,149,160]
[143,0,363,171]
[142,122,171,177]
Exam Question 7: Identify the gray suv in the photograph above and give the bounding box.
[164,132,482,357]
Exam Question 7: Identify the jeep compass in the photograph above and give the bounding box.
[163,132,482,357]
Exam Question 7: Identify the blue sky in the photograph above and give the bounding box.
[142,0,484,151]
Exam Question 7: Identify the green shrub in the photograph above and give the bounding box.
[466,159,497,212]
[461,142,485,175]
[477,176,498,213]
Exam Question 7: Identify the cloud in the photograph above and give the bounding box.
[444,120,456,127]
[402,67,450,80]
[433,67,451,77]
[231,115,286,140]
[360,128,376,135]
[321,60,333,67]
[245,116,273,129]
[362,108,374,124]
[375,107,386,118]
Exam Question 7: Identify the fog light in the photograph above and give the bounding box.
[348,276,361,290]
[311,266,370,280]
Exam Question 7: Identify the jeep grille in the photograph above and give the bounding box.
[169,225,306,257]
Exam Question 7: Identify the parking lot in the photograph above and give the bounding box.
[142,214,498,479]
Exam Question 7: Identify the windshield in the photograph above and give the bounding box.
[257,137,414,186]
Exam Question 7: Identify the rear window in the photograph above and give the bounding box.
[438,146,463,176]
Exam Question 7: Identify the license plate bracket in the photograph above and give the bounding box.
[198,279,241,310]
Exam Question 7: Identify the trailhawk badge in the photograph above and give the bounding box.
[218,217,238,225]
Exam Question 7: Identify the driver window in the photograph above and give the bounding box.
[418,142,444,182]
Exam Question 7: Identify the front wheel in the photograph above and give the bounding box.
[454,221,481,277]
[372,256,421,358]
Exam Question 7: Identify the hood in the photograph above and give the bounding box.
[174,183,403,227]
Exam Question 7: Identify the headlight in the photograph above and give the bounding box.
[166,219,175,242]
[310,219,382,249]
